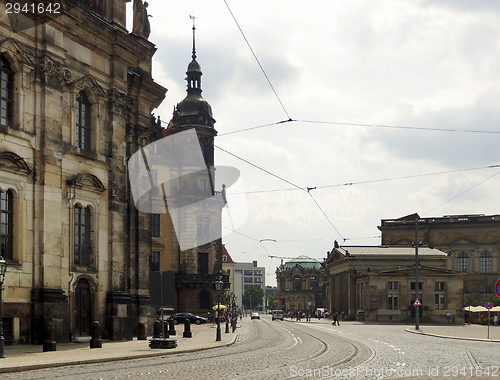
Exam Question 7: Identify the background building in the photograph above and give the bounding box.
[276,256,327,314]
[325,246,465,323]
[379,214,500,304]
[234,261,265,311]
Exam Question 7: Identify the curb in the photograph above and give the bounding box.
[0,334,238,374]
[405,328,500,343]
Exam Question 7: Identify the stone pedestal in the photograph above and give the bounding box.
[31,288,69,344]
[106,292,133,341]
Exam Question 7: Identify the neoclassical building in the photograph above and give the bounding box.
[0,0,166,343]
[276,256,327,313]
[379,214,500,304]
[325,245,465,322]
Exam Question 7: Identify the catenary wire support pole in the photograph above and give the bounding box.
[415,216,420,331]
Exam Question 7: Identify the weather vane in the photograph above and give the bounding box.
[190,13,197,29]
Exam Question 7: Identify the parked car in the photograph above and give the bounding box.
[251,312,260,320]
[272,310,284,321]
[168,313,208,325]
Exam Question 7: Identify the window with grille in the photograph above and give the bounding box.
[76,91,91,150]
[457,251,469,273]
[0,56,13,127]
[479,251,492,274]
[0,190,13,261]
[151,214,160,237]
[74,205,92,267]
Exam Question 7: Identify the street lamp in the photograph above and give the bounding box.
[214,279,223,342]
[0,256,7,358]
[225,289,230,333]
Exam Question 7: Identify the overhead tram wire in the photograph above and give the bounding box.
[216,145,346,242]
[424,169,500,215]
[217,119,500,137]
[223,0,292,121]
[226,164,500,195]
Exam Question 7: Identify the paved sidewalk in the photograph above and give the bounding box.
[0,323,237,374]
[406,323,500,342]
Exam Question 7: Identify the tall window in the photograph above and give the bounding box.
[149,251,160,271]
[293,275,302,291]
[151,214,160,237]
[197,216,210,242]
[74,205,92,267]
[76,91,91,150]
[434,282,445,310]
[387,282,398,309]
[457,251,469,273]
[0,190,13,260]
[310,276,318,288]
[479,251,492,274]
[0,56,13,127]
[197,252,208,275]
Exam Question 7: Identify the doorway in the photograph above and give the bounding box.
[75,278,92,337]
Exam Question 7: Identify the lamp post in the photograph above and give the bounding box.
[225,289,230,333]
[0,256,7,358]
[214,279,223,342]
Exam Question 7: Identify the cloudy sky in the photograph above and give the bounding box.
[127,0,500,286]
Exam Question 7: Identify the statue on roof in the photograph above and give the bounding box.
[132,0,151,39]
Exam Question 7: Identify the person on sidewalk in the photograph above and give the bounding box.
[494,315,498,327]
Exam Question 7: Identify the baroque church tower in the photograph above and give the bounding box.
[155,20,226,315]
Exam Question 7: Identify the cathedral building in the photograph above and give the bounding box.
[0,0,166,343]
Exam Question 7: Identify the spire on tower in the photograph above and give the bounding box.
[190,14,197,60]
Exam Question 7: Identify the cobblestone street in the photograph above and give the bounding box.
[0,317,497,380]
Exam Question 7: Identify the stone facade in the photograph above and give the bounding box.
[0,0,166,343]
[276,256,327,315]
[379,214,500,304]
[325,246,466,323]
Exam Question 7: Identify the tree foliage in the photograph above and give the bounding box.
[242,285,264,309]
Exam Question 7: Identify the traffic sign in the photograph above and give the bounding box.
[485,302,493,310]
[413,298,422,306]
[495,278,500,298]
[308,301,312,306]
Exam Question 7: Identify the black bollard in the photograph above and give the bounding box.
[183,319,192,338]
[43,319,56,352]
[90,321,102,348]
[168,318,176,335]
[232,318,237,333]
[153,320,162,339]
[137,322,147,340]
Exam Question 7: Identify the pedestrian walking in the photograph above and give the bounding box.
[494,315,498,327]
[332,312,339,326]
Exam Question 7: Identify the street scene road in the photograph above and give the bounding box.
[0,316,497,380]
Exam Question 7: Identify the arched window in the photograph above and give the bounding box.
[293,275,302,291]
[0,190,13,260]
[457,251,469,273]
[199,291,210,309]
[310,276,318,288]
[0,56,14,127]
[480,286,492,300]
[74,205,92,267]
[479,251,492,274]
[76,91,91,150]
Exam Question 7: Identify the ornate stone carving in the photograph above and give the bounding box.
[107,89,134,117]
[38,55,72,90]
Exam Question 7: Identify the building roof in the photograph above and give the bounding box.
[336,246,447,257]
[222,246,235,264]
[282,255,323,270]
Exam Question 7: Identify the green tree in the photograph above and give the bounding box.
[242,285,264,310]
